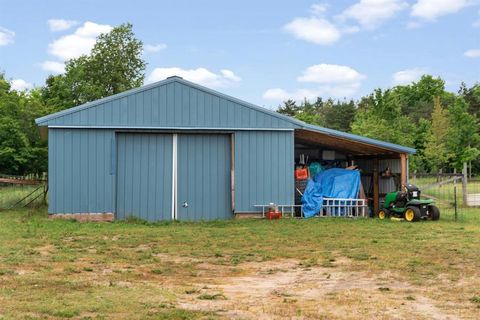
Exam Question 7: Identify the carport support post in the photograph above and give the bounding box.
[373,158,379,215]
[400,153,408,187]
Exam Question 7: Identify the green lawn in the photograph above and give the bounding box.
[0,207,479,319]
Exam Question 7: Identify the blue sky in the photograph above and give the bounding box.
[1,0,479,109]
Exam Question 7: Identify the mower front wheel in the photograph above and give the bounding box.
[378,209,389,220]
[429,205,440,221]
[404,206,421,222]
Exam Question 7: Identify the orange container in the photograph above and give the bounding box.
[295,168,308,180]
[266,211,282,220]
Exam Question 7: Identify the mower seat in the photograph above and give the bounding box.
[394,191,408,208]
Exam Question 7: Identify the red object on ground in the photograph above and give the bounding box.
[266,210,282,220]
[295,168,308,180]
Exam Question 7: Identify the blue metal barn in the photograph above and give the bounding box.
[36,76,415,221]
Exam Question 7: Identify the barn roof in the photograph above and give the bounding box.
[35,76,415,155]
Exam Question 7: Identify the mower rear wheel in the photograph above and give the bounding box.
[378,209,388,220]
[429,205,440,221]
[404,206,421,222]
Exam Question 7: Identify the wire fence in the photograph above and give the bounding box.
[0,174,47,210]
[410,173,480,222]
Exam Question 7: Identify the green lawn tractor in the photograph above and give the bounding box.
[378,184,440,222]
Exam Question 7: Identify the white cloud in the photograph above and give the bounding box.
[310,3,329,16]
[392,67,426,85]
[339,0,408,29]
[48,21,112,61]
[284,4,341,45]
[147,67,241,88]
[411,0,474,20]
[220,69,241,82]
[144,43,167,53]
[40,61,65,74]
[464,49,480,58]
[10,79,33,91]
[263,88,321,101]
[263,85,361,102]
[264,63,366,102]
[297,63,366,84]
[284,1,407,45]
[263,88,291,101]
[0,27,14,46]
[284,17,341,45]
[47,19,79,32]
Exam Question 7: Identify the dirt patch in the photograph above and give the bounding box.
[411,297,460,320]
[176,259,463,319]
[36,244,54,256]
[154,252,201,264]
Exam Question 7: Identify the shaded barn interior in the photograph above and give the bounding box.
[294,129,409,215]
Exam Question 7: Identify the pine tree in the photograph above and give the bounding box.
[423,97,450,172]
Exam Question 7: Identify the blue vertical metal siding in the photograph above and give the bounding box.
[234,131,295,212]
[116,133,173,221]
[48,128,115,214]
[177,134,232,221]
[48,128,294,219]
[43,79,298,219]
[39,81,298,129]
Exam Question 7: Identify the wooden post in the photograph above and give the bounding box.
[463,162,468,206]
[400,153,408,187]
[373,158,379,215]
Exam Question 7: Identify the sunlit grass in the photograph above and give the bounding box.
[0,207,479,318]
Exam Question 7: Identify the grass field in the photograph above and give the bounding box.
[412,176,480,205]
[0,185,46,209]
[0,207,479,319]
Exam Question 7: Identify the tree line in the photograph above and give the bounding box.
[0,22,479,176]
[0,23,145,176]
[278,77,480,174]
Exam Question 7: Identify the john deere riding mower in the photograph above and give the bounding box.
[378,184,440,222]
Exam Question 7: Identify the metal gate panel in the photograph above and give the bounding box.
[116,133,173,221]
[177,134,232,221]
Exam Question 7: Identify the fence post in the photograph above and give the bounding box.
[454,184,458,221]
[43,182,48,205]
[462,162,468,207]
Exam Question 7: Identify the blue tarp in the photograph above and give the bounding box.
[301,168,360,218]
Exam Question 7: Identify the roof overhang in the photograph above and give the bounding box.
[295,128,415,158]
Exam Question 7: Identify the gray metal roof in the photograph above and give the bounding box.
[35,76,416,154]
